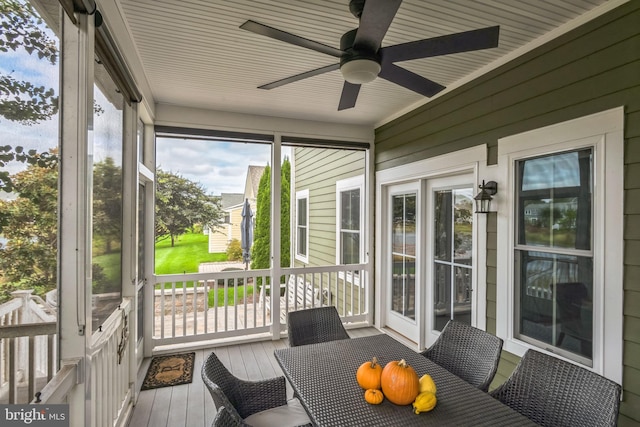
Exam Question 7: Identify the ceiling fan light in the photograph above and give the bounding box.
[340,59,381,84]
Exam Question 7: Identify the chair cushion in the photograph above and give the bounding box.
[244,398,310,427]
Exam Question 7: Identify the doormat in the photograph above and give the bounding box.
[141,352,196,390]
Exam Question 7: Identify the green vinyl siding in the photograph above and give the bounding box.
[375,2,640,424]
[293,147,366,315]
[294,147,365,267]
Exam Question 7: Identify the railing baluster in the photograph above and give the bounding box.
[193,282,198,336]
[204,280,210,334]
[9,337,15,402]
[160,283,165,339]
[171,282,176,338]
[28,335,35,403]
[182,281,187,337]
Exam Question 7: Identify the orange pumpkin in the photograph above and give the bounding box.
[380,359,420,405]
[356,357,382,390]
[364,388,384,405]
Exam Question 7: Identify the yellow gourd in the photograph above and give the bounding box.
[418,374,437,395]
[413,391,437,414]
[364,388,384,405]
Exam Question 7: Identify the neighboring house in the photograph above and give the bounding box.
[292,146,366,312]
[208,165,265,253]
[208,193,243,252]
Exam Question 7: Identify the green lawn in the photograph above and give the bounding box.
[209,285,254,307]
[155,232,227,274]
[155,232,254,306]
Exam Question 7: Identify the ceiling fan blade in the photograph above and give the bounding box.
[381,26,500,63]
[338,81,361,110]
[258,64,340,90]
[240,20,344,58]
[354,0,403,51]
[379,63,445,97]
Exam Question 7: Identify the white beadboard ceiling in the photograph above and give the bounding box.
[116,0,610,127]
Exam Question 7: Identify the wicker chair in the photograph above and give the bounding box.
[287,306,350,347]
[420,320,503,391]
[211,407,241,427]
[201,352,312,427]
[490,349,621,427]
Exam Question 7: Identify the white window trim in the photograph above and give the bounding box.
[295,189,309,264]
[375,145,489,349]
[496,107,624,384]
[336,175,365,286]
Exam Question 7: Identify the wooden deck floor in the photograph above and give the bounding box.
[126,327,382,427]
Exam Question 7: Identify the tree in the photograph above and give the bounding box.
[280,158,291,267]
[155,168,223,246]
[0,1,59,301]
[251,165,271,270]
[1,0,59,192]
[92,157,123,253]
[250,157,291,270]
[0,0,58,125]
[0,150,57,301]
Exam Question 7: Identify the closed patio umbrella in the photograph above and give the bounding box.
[241,198,253,270]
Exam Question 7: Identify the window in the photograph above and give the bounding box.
[515,149,593,363]
[295,189,309,263]
[497,108,623,383]
[336,176,364,265]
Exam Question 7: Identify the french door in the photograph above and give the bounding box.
[425,175,475,344]
[385,182,420,341]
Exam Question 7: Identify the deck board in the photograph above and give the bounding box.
[126,327,381,427]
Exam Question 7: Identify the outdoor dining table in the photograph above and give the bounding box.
[274,333,538,426]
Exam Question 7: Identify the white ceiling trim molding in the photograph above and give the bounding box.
[155,104,374,143]
[376,0,631,128]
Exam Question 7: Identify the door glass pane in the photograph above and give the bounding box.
[433,263,451,331]
[432,186,473,331]
[434,191,451,262]
[453,266,472,324]
[391,194,416,320]
[453,189,473,266]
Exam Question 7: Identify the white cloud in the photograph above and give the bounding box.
[156,138,287,195]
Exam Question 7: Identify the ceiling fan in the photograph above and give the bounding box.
[240,0,500,111]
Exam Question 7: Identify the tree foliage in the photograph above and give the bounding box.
[0,150,57,301]
[92,157,122,254]
[155,168,223,247]
[250,157,291,270]
[0,0,59,194]
[1,0,59,125]
[251,165,271,270]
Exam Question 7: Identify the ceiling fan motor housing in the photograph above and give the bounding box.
[339,28,381,84]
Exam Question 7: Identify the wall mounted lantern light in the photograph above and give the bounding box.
[474,180,498,213]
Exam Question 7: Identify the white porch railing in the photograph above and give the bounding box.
[151,264,368,344]
[0,290,58,404]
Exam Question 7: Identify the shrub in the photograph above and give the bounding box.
[226,238,242,261]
